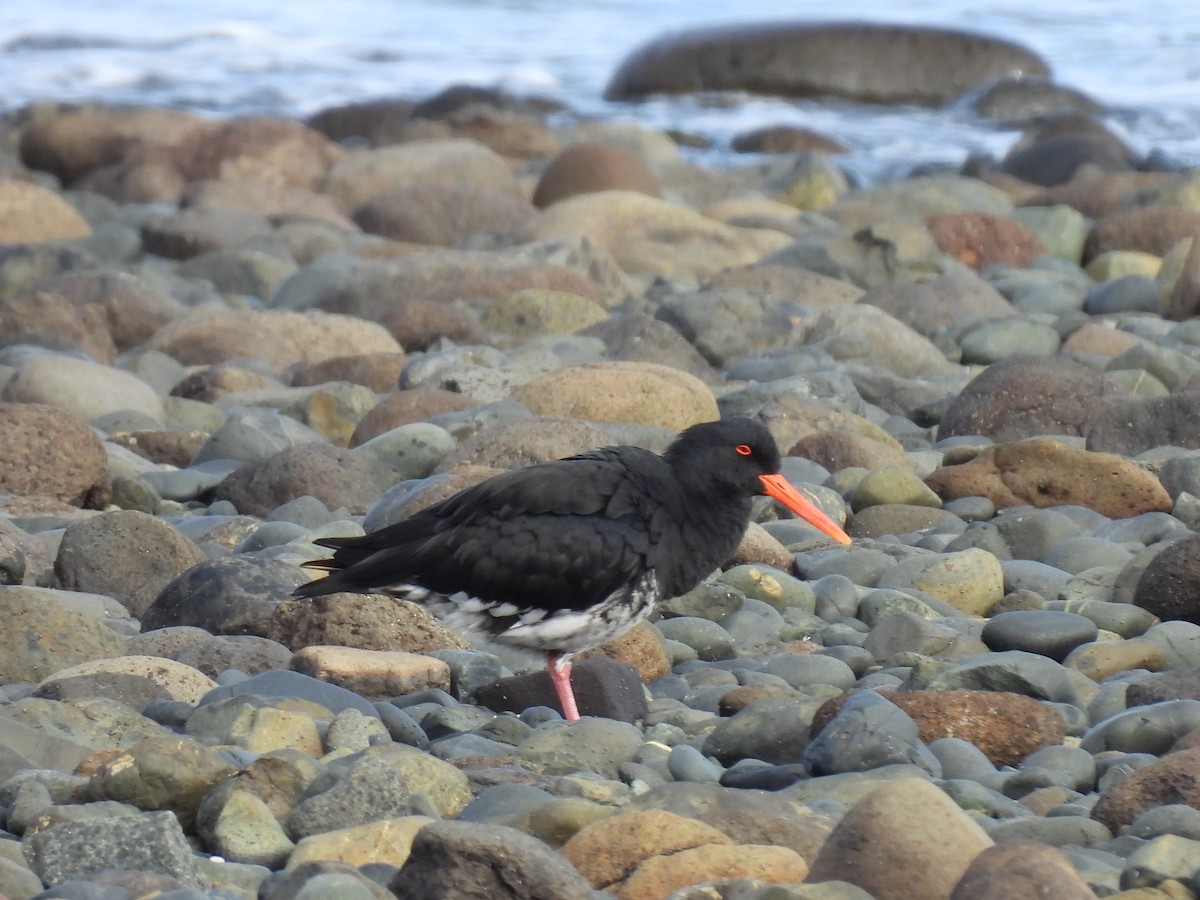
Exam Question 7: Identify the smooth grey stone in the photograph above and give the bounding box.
[1083,274,1161,315]
[1129,804,1200,841]
[811,574,861,619]
[802,690,941,777]
[929,738,995,780]
[1081,699,1200,754]
[981,609,1098,661]
[818,622,869,649]
[236,520,309,552]
[990,507,1084,560]
[353,422,455,484]
[986,814,1112,848]
[1045,598,1158,638]
[703,697,824,766]
[456,783,555,823]
[141,461,240,502]
[1043,536,1134,574]
[1096,753,1160,793]
[655,617,735,661]
[1107,343,1200,391]
[200,669,380,718]
[268,495,335,528]
[857,589,944,628]
[1141,621,1200,668]
[795,546,899,586]
[398,345,508,390]
[937,778,1029,818]
[762,653,857,691]
[1121,834,1200,889]
[426,399,532,443]
[371,705,429,750]
[819,644,875,677]
[923,650,1084,704]
[1000,559,1073,601]
[667,743,723,784]
[424,649,504,702]
[957,317,1061,365]
[1096,511,1190,545]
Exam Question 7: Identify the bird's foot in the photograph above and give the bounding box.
[547,652,580,721]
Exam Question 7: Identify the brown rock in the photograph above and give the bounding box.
[695,807,834,864]
[214,443,384,517]
[511,361,718,432]
[533,141,660,208]
[789,427,910,473]
[1085,206,1200,263]
[731,125,847,154]
[108,430,208,468]
[185,176,355,230]
[18,106,201,183]
[807,777,993,900]
[1061,322,1150,357]
[578,622,671,684]
[0,402,109,507]
[1164,234,1200,321]
[1126,666,1200,707]
[0,291,116,363]
[704,264,863,309]
[1132,534,1200,626]
[1063,639,1166,682]
[926,212,1047,270]
[324,140,519,212]
[812,690,1066,767]
[950,842,1095,900]
[31,270,185,352]
[377,298,489,352]
[354,182,535,245]
[435,418,612,472]
[55,510,207,619]
[719,683,803,715]
[147,309,400,371]
[290,353,409,393]
[306,97,415,146]
[937,355,1128,441]
[619,844,808,900]
[349,388,475,447]
[0,178,91,243]
[560,809,731,892]
[1022,171,1172,218]
[0,586,128,683]
[1087,393,1200,456]
[516,191,791,279]
[859,268,1017,338]
[402,106,559,161]
[269,593,470,653]
[1091,747,1200,833]
[925,438,1172,517]
[289,646,451,699]
[480,289,608,341]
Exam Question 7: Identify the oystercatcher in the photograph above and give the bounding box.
[295,417,851,720]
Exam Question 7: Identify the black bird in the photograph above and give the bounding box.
[295,417,851,720]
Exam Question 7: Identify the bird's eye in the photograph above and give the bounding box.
[735,444,753,456]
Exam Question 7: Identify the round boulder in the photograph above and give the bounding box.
[0,402,110,508]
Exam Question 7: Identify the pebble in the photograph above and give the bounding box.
[2,78,1200,900]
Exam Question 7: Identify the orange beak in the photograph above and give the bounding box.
[759,473,852,544]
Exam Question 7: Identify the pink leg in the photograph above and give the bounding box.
[547,652,580,721]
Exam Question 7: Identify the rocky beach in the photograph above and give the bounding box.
[4,18,1200,900]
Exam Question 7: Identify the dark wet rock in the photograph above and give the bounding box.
[1126,667,1200,707]
[981,610,1098,661]
[937,355,1128,441]
[141,556,307,636]
[605,22,1048,105]
[803,690,940,776]
[389,819,593,900]
[1087,393,1200,456]
[1132,534,1200,625]
[474,657,648,723]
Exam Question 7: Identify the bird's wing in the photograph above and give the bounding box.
[297,449,665,611]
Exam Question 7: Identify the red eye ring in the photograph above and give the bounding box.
[735,444,753,456]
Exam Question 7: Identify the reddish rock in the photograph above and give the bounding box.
[377,300,490,352]
[812,689,1066,767]
[926,212,1047,270]
[31,270,185,352]
[789,428,910,473]
[925,438,1172,518]
[1091,747,1200,833]
[214,443,384,517]
[0,291,117,363]
[951,842,1095,899]
[290,352,409,393]
[349,388,477,447]
[269,593,470,654]
[0,178,91,243]
[938,355,1128,442]
[1084,206,1200,262]
[354,182,536,246]
[1132,535,1200,625]
[0,403,110,508]
[169,366,278,402]
[533,141,661,208]
[108,430,209,468]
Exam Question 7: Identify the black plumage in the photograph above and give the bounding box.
[296,416,850,719]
